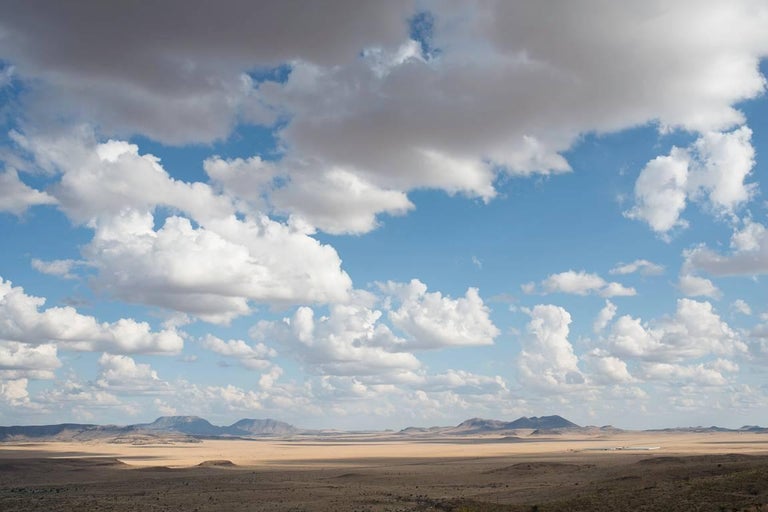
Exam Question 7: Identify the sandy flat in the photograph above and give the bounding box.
[2,431,767,467]
[2,432,768,511]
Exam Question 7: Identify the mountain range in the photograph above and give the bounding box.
[0,416,298,442]
[135,416,298,436]
[450,415,579,433]
[1,415,765,442]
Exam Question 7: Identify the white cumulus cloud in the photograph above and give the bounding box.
[31,258,82,280]
[14,130,353,322]
[625,148,690,234]
[517,304,585,391]
[254,297,419,376]
[638,359,738,387]
[0,276,183,354]
[593,301,618,333]
[0,378,33,407]
[731,299,752,316]
[0,168,57,215]
[604,299,745,362]
[205,155,415,234]
[0,342,61,380]
[96,353,172,395]
[201,334,276,371]
[381,279,500,349]
[685,218,768,276]
[535,270,636,298]
[627,127,757,235]
[583,350,633,384]
[678,274,721,299]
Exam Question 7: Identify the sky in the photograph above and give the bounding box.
[1,1,768,430]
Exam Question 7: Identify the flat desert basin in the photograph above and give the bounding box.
[2,431,768,511]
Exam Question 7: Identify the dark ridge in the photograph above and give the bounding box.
[0,423,99,441]
[506,415,580,429]
[228,418,297,436]
[197,459,236,467]
[646,425,766,433]
[450,415,580,434]
[138,416,223,436]
[0,416,301,442]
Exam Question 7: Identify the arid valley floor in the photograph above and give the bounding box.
[2,431,768,511]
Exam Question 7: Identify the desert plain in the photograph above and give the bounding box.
[2,430,768,511]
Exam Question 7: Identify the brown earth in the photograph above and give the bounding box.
[1,431,768,511]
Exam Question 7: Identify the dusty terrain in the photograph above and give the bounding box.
[2,431,768,511]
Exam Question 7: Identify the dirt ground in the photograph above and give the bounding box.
[2,432,768,511]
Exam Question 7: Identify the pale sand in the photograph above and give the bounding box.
[2,431,767,468]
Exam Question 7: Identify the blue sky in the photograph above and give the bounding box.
[2,1,768,430]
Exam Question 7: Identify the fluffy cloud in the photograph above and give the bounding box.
[14,130,353,320]
[254,280,498,376]
[0,342,60,380]
[686,128,757,214]
[180,383,264,414]
[6,1,768,145]
[201,334,276,370]
[604,299,745,362]
[258,366,283,390]
[38,379,122,410]
[0,168,57,215]
[265,2,768,207]
[84,211,351,323]
[2,1,768,426]
[205,156,414,235]
[0,276,183,354]
[593,301,617,333]
[638,359,738,387]
[419,369,508,395]
[583,300,750,392]
[5,3,767,234]
[30,258,82,279]
[625,148,690,234]
[517,305,585,391]
[582,350,633,384]
[381,279,500,349]
[678,274,721,299]
[254,297,420,376]
[0,378,33,407]
[609,259,665,276]
[731,299,752,316]
[730,218,766,252]
[96,353,172,395]
[0,1,411,143]
[685,219,768,276]
[531,270,636,298]
[752,320,768,362]
[300,368,512,426]
[627,127,757,235]
[269,168,414,235]
[10,129,233,225]
[203,156,277,213]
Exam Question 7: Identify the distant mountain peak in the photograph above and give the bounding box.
[507,415,579,429]
[452,415,579,433]
[151,415,206,423]
[457,417,503,427]
[228,418,297,435]
[136,416,224,436]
